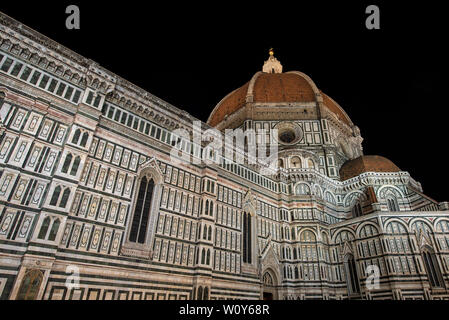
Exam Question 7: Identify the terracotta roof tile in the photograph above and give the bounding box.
[253,73,316,103]
[321,92,352,126]
[340,155,400,181]
[208,72,352,128]
[209,82,249,127]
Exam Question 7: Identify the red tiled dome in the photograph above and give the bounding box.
[207,71,352,127]
[339,155,401,181]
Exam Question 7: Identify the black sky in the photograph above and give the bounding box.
[1,1,448,201]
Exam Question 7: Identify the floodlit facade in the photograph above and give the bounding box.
[0,13,449,300]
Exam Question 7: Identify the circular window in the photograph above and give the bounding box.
[274,122,303,145]
[279,129,296,144]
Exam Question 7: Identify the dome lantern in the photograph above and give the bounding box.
[262,48,283,74]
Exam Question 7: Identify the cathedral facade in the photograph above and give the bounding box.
[0,12,449,300]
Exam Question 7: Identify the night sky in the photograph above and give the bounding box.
[1,1,448,201]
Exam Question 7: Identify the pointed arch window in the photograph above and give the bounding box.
[17,269,44,300]
[48,219,60,241]
[201,248,206,264]
[80,132,89,147]
[203,225,207,240]
[344,254,360,295]
[59,188,71,208]
[197,286,203,300]
[37,216,61,241]
[70,156,81,176]
[61,154,73,174]
[38,217,51,239]
[72,129,81,144]
[50,186,61,206]
[209,201,214,216]
[387,196,399,212]
[352,202,362,218]
[243,212,252,264]
[129,176,155,244]
[422,247,444,288]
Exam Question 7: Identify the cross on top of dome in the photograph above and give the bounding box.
[263,48,283,74]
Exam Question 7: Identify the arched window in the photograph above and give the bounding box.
[61,154,73,174]
[209,202,213,215]
[352,202,362,218]
[344,254,360,295]
[80,132,89,147]
[206,249,211,265]
[203,287,209,300]
[291,156,302,168]
[195,248,199,265]
[308,159,315,169]
[129,177,155,244]
[197,286,203,300]
[325,192,336,205]
[242,212,252,264]
[38,217,51,239]
[208,226,212,241]
[422,247,444,288]
[17,269,44,300]
[387,196,399,212]
[72,129,81,144]
[70,156,81,176]
[50,186,61,206]
[59,188,70,208]
[296,183,311,195]
[203,225,207,240]
[201,248,206,264]
[294,266,299,279]
[205,200,209,215]
[48,219,60,241]
[291,227,296,240]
